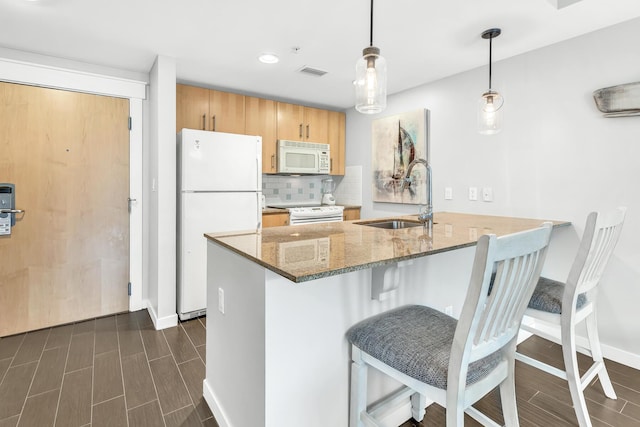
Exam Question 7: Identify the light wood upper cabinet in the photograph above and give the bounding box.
[276,102,329,145]
[177,84,345,175]
[328,110,346,175]
[177,84,209,131]
[209,89,245,134]
[276,102,306,141]
[304,107,329,144]
[176,84,245,134]
[246,96,277,173]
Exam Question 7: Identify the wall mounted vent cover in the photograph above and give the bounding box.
[298,66,328,77]
[593,82,640,117]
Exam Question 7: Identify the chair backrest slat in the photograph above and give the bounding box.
[458,223,553,362]
[572,208,626,295]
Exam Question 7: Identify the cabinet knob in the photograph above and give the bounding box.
[201,114,206,130]
[306,124,309,139]
[212,115,216,131]
[299,124,303,138]
[271,154,275,170]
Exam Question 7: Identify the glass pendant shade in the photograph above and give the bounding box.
[478,28,503,135]
[478,90,504,135]
[355,46,387,114]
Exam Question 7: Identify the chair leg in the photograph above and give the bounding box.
[585,310,617,399]
[350,348,368,427]
[410,392,427,422]
[562,323,593,427]
[499,345,520,427]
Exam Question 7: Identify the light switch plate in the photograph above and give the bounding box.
[444,187,453,200]
[482,187,493,202]
[469,187,478,201]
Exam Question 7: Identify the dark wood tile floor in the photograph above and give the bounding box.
[401,335,640,427]
[0,310,217,427]
[2,311,640,426]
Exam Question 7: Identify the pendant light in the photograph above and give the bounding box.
[355,0,387,114]
[478,28,503,135]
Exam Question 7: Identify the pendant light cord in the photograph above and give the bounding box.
[488,36,493,90]
[369,0,374,47]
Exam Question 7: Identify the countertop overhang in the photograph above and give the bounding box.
[205,212,570,283]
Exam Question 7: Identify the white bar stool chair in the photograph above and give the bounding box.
[516,207,626,427]
[346,223,553,427]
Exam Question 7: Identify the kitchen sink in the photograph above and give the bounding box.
[355,219,425,230]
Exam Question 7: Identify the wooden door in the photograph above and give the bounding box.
[245,96,277,173]
[176,83,209,131]
[276,102,305,141]
[209,90,245,134]
[304,106,329,144]
[0,82,130,337]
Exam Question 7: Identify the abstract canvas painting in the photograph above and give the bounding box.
[372,108,430,204]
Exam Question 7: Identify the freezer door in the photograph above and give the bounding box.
[179,129,262,192]
[178,192,261,317]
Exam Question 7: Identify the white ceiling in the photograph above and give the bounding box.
[2,0,640,110]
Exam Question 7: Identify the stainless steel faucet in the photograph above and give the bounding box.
[402,158,433,228]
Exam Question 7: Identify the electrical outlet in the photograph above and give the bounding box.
[444,187,453,200]
[218,287,225,314]
[482,187,493,202]
[469,187,478,201]
[469,227,478,240]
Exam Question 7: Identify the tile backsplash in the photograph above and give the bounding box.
[262,175,325,205]
[262,167,362,206]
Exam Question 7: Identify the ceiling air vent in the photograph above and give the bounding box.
[298,66,328,77]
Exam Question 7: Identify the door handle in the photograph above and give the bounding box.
[0,209,24,214]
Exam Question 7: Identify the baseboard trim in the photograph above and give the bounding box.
[203,380,231,427]
[521,318,640,370]
[145,300,178,330]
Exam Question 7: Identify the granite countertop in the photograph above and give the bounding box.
[206,211,570,283]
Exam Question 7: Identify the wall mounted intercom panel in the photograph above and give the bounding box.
[0,183,23,236]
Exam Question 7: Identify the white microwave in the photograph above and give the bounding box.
[277,140,330,174]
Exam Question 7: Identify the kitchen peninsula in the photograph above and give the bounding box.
[203,212,569,427]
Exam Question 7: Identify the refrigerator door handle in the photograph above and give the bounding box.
[257,192,262,229]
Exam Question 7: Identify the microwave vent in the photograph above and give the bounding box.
[298,66,328,77]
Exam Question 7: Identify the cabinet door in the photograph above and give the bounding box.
[177,84,209,132]
[328,110,345,175]
[262,212,289,227]
[246,96,277,173]
[343,208,360,221]
[276,102,305,141]
[304,107,329,144]
[209,90,245,134]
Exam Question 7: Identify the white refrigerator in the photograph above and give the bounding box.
[177,129,262,320]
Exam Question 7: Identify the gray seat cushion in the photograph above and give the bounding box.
[346,305,502,389]
[527,277,587,314]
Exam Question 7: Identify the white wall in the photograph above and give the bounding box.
[345,18,640,366]
[147,55,178,329]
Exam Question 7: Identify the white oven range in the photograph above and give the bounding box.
[268,204,344,225]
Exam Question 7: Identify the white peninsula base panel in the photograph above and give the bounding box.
[203,240,479,427]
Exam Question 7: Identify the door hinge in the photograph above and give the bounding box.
[128,117,132,130]
[128,282,132,296]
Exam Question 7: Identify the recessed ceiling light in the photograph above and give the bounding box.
[258,53,279,64]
